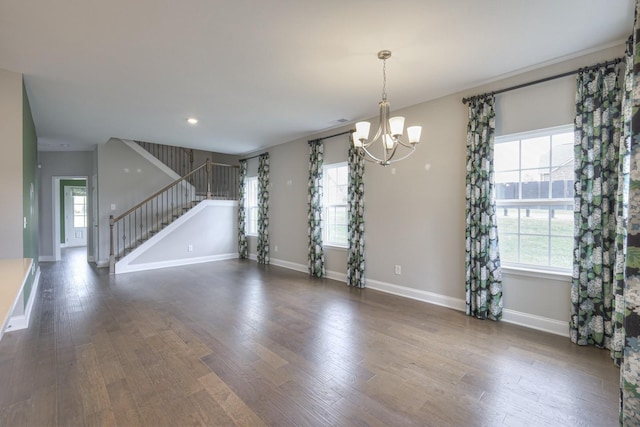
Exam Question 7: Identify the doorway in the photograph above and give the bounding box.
[63,184,87,247]
[53,176,89,261]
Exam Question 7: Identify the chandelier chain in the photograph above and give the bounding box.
[382,58,387,101]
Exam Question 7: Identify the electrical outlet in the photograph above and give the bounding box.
[274,245,279,252]
[188,244,193,252]
[394,265,401,275]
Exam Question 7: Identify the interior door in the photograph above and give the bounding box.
[64,186,87,247]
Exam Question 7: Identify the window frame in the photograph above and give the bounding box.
[322,162,349,248]
[494,124,574,275]
[245,176,259,237]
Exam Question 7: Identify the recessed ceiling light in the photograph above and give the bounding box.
[186,117,198,125]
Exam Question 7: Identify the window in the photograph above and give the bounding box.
[494,125,574,271]
[245,176,258,236]
[323,163,348,247]
[72,187,87,228]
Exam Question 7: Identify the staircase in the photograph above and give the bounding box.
[108,158,239,274]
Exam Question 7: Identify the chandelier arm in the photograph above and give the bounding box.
[358,144,386,165]
[394,138,417,149]
[384,145,417,164]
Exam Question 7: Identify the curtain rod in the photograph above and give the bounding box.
[461,57,624,104]
[308,129,354,144]
[239,152,269,162]
[240,129,355,161]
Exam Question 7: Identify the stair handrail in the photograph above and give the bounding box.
[109,158,217,273]
[112,160,206,224]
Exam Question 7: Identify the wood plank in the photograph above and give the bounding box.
[0,247,622,425]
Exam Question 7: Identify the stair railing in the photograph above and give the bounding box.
[109,159,239,273]
[135,140,194,177]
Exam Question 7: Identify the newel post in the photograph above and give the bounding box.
[206,158,212,199]
[109,215,115,274]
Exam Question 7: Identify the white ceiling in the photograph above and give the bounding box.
[0,0,633,154]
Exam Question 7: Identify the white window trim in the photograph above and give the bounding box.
[495,124,574,275]
[322,162,348,248]
[501,265,572,281]
[245,176,258,237]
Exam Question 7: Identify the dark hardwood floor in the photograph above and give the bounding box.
[0,247,620,426]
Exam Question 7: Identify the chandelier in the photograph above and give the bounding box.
[352,50,422,166]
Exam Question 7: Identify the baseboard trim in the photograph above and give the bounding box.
[268,260,568,337]
[502,308,569,337]
[366,279,467,312]
[270,258,307,273]
[6,267,41,334]
[116,253,239,274]
[269,258,347,282]
[39,255,55,262]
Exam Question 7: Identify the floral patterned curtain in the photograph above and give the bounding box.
[622,2,640,422]
[570,63,623,350]
[465,96,503,321]
[308,141,324,277]
[238,159,248,259]
[612,40,634,367]
[347,145,365,288]
[257,153,270,264]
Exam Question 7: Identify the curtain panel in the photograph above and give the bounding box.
[465,96,503,321]
[257,153,270,264]
[238,159,248,259]
[308,141,325,277]
[347,146,365,288]
[570,62,623,351]
[622,2,640,422]
[612,40,634,366]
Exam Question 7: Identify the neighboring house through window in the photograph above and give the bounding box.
[323,162,348,247]
[494,125,574,271]
[245,176,258,236]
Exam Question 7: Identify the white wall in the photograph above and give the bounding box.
[96,138,184,265]
[0,68,24,258]
[38,151,94,260]
[260,43,625,335]
[116,200,237,273]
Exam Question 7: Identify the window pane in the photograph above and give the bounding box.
[74,216,86,228]
[550,236,573,269]
[519,206,549,235]
[551,132,574,167]
[494,140,519,171]
[550,164,574,198]
[495,171,519,200]
[519,235,549,266]
[496,206,519,234]
[521,168,550,199]
[499,234,519,264]
[550,205,573,236]
[521,136,550,169]
[334,206,347,225]
[72,187,86,196]
[336,166,348,185]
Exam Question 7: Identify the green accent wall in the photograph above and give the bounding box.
[59,179,87,243]
[22,80,38,308]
